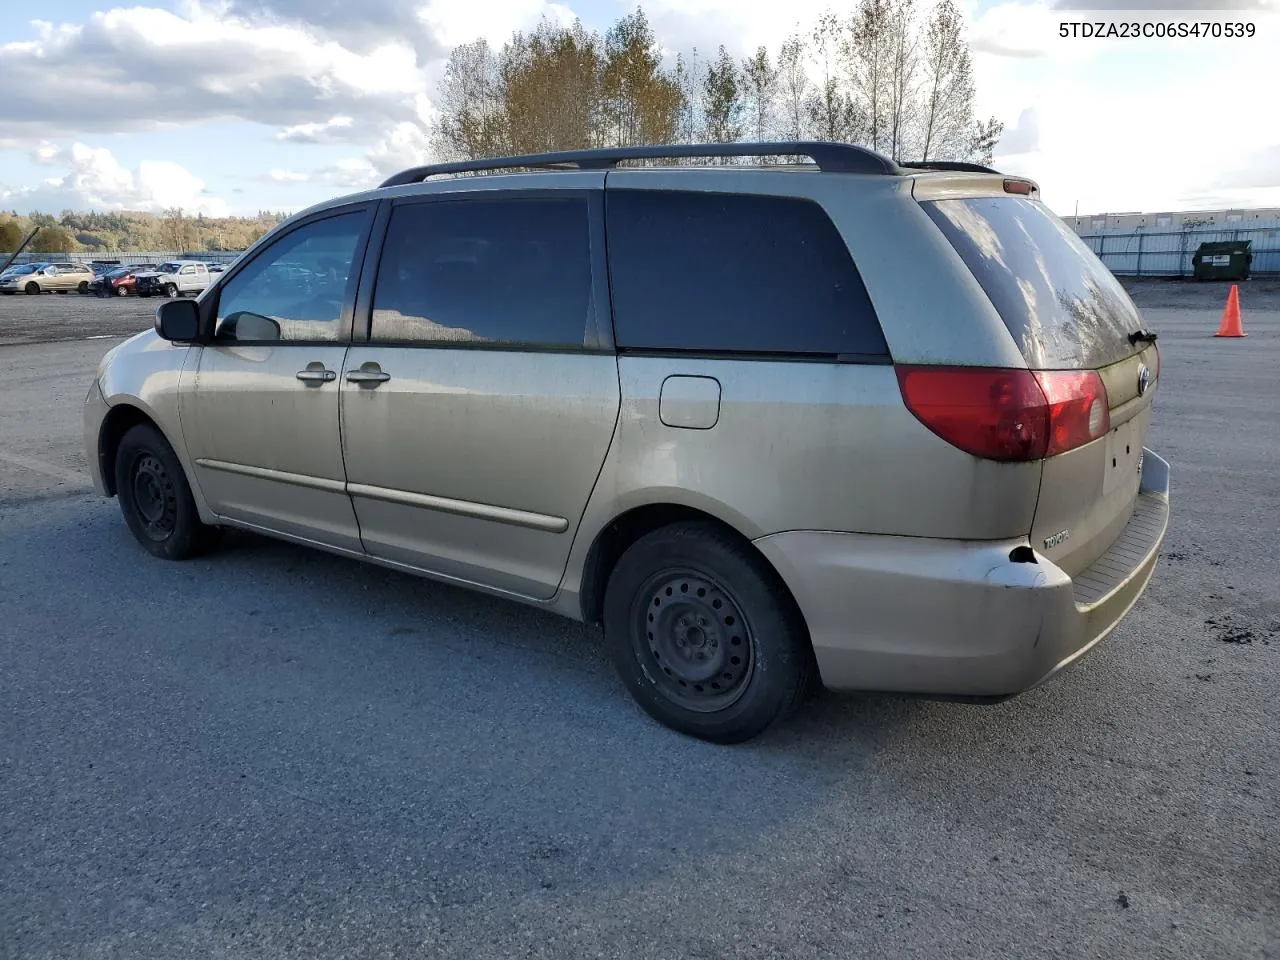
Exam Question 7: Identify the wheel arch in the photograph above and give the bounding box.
[576,502,809,637]
[97,403,170,497]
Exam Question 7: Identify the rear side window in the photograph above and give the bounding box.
[922,197,1143,369]
[371,197,593,348]
[606,190,888,359]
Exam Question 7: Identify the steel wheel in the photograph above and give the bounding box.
[632,568,756,713]
[129,452,179,542]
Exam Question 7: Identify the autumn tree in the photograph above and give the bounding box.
[502,19,602,154]
[29,225,76,253]
[161,207,191,252]
[601,9,684,148]
[426,3,1000,165]
[0,218,24,253]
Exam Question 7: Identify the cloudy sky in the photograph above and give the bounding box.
[1,0,1277,219]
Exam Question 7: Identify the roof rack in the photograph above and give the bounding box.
[379,141,901,187]
[896,160,1001,174]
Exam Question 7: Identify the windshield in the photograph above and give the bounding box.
[922,196,1143,369]
[156,263,182,273]
[4,264,39,276]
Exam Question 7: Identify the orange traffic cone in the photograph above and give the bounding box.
[1215,284,1247,337]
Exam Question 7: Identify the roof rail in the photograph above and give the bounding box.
[378,141,901,187]
[896,160,1001,174]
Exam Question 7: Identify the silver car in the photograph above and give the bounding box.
[83,142,1170,743]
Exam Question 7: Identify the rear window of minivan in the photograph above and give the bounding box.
[922,196,1143,369]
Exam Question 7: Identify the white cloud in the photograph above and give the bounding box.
[267,169,311,183]
[0,143,230,216]
[277,116,356,144]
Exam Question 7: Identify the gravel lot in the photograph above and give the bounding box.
[0,280,1277,959]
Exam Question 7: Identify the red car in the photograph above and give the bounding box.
[93,264,157,297]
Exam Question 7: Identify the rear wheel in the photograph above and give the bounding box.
[114,424,222,560]
[603,521,813,744]
[78,281,89,294]
[25,282,39,295]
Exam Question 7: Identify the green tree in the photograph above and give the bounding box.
[741,46,779,145]
[701,45,743,145]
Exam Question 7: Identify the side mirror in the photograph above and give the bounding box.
[155,298,200,342]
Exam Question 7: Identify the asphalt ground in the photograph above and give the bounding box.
[0,279,1277,959]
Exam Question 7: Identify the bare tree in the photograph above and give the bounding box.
[741,46,779,145]
[885,0,920,160]
[845,0,893,154]
[807,11,859,142]
[776,33,810,144]
[431,39,507,160]
[918,0,974,161]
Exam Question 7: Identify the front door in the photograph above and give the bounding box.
[180,205,375,551]
[340,186,620,599]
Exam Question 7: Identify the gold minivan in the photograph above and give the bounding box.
[84,142,1170,743]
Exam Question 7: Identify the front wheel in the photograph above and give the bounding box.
[114,424,222,560]
[115,285,128,297]
[25,282,39,295]
[603,521,813,744]
[163,283,178,298]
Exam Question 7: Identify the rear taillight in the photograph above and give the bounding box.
[896,366,1110,462]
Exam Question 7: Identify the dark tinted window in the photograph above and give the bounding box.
[215,211,366,343]
[605,190,887,358]
[371,197,593,348]
[922,197,1142,369]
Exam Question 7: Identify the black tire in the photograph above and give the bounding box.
[164,283,178,298]
[78,281,90,294]
[114,424,222,560]
[25,282,39,295]
[603,521,814,744]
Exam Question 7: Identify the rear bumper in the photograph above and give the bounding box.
[753,448,1171,697]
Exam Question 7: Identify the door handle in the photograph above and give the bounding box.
[296,368,337,383]
[346,368,391,384]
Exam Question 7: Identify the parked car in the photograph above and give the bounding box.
[134,261,213,298]
[90,264,158,297]
[0,261,94,295]
[84,142,1170,744]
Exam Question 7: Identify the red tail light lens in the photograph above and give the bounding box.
[896,366,1110,462]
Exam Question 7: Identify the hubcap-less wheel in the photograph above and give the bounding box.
[634,570,755,713]
[131,453,178,541]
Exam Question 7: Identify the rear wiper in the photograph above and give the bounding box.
[1128,329,1158,345]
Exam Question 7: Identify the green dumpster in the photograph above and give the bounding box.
[1191,240,1252,281]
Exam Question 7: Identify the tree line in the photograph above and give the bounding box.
[431,1,1001,166]
[0,209,284,255]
